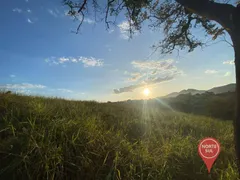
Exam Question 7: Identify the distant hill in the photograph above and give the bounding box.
[165,89,205,98]
[208,83,236,94]
[164,83,236,98]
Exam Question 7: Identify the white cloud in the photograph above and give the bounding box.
[205,70,218,74]
[224,72,231,77]
[27,18,33,23]
[13,8,22,13]
[45,57,59,65]
[16,89,31,94]
[59,57,70,64]
[48,9,58,18]
[13,8,32,14]
[10,74,16,78]
[0,83,46,90]
[114,76,174,94]
[131,59,175,71]
[57,88,73,93]
[83,18,95,24]
[127,72,143,82]
[79,57,104,67]
[118,20,138,40]
[45,56,104,67]
[223,60,234,65]
[71,58,78,63]
[114,59,182,94]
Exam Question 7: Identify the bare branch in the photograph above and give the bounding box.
[222,35,234,47]
[76,11,85,34]
[105,0,115,29]
[78,0,88,13]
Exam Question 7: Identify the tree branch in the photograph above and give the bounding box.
[78,0,87,13]
[175,0,235,31]
[105,0,115,29]
[76,11,85,34]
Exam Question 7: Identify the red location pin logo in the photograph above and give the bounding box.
[198,137,220,173]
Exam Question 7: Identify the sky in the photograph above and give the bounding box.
[0,0,236,102]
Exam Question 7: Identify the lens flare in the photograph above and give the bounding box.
[143,88,150,96]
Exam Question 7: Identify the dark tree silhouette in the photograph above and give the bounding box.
[63,0,240,174]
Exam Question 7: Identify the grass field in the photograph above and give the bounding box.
[0,92,238,180]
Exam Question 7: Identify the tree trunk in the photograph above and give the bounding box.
[234,41,240,176]
[228,5,240,175]
[232,28,240,175]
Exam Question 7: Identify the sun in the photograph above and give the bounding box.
[143,88,150,96]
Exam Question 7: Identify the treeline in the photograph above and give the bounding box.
[114,91,236,121]
[163,92,236,120]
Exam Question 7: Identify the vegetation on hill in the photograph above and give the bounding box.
[0,92,238,179]
[208,84,236,94]
[163,92,236,120]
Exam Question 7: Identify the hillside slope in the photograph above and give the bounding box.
[208,83,236,94]
[0,93,238,180]
[164,83,236,98]
[165,89,205,98]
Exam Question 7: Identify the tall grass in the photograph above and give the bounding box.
[0,92,238,179]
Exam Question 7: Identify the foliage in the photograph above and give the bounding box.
[0,92,238,179]
[63,0,238,53]
[163,91,236,120]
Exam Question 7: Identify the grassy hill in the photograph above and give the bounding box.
[0,92,238,180]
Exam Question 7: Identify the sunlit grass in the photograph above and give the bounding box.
[0,92,238,179]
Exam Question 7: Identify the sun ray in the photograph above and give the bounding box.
[154,97,175,112]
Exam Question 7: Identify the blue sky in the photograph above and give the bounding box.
[0,0,236,102]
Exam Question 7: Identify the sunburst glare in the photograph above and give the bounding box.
[143,88,150,96]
